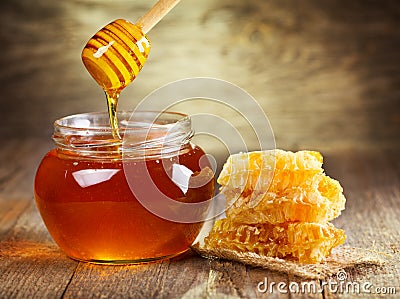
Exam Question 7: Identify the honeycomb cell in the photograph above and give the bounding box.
[203,150,346,264]
[204,219,346,264]
[218,150,324,195]
[219,150,346,224]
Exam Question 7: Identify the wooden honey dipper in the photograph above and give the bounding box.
[81,0,181,138]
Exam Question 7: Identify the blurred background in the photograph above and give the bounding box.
[0,0,399,170]
[0,1,399,294]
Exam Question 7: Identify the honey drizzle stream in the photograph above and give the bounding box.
[105,90,121,140]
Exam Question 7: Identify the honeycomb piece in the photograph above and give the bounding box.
[218,150,324,195]
[202,149,347,264]
[204,219,346,263]
[224,173,346,224]
[219,150,346,224]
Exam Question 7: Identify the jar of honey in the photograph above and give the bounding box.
[34,111,215,264]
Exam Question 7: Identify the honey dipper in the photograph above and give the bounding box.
[82,0,181,92]
[81,0,181,138]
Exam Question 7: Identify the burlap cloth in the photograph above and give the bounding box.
[192,244,386,280]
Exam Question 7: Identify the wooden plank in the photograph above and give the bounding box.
[205,260,324,299]
[0,146,397,298]
[62,252,210,298]
[324,150,400,250]
[161,253,209,298]
[0,202,78,299]
[0,138,52,200]
[0,149,397,297]
[0,198,29,237]
[0,138,52,237]
[322,151,400,298]
[206,260,257,298]
[63,262,171,299]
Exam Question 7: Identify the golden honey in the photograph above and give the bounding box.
[34,111,215,263]
[82,19,151,138]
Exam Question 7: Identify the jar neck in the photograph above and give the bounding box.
[53,111,194,160]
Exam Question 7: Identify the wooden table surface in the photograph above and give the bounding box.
[1,0,399,298]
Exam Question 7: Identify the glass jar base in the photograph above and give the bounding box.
[68,249,190,265]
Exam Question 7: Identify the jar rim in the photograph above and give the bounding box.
[54,110,190,132]
[53,111,194,159]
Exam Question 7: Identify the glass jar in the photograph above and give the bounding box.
[34,111,215,264]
